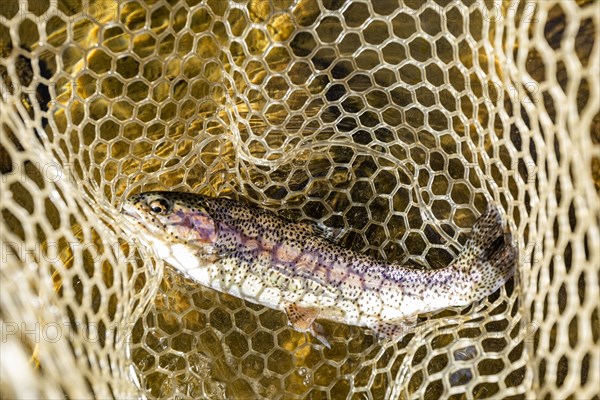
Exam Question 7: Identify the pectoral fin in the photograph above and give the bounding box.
[284,304,331,348]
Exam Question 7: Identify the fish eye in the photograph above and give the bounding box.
[148,198,171,214]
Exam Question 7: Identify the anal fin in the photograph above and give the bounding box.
[370,314,418,341]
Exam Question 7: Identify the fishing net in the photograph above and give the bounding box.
[1,0,598,398]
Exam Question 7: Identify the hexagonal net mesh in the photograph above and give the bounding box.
[1,0,598,398]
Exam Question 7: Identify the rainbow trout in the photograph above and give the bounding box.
[121,192,516,342]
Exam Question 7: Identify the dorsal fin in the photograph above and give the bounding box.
[295,220,344,242]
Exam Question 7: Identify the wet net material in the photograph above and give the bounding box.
[1,0,599,398]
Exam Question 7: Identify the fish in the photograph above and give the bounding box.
[121,191,516,343]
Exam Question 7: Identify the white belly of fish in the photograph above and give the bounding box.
[144,236,341,314]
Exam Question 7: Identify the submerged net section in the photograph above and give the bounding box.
[1,0,598,398]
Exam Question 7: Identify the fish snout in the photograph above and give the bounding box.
[121,201,143,220]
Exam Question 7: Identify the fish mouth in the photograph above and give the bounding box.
[120,201,166,238]
[120,202,142,220]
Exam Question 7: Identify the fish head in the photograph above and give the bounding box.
[121,192,218,255]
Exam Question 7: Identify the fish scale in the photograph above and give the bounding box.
[121,191,517,342]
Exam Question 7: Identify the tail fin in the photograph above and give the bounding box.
[452,203,517,304]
